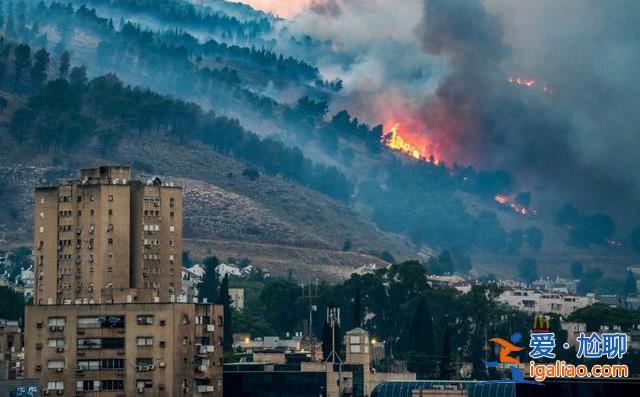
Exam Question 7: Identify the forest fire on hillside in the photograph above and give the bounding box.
[381,123,441,165]
[507,75,535,87]
[495,194,537,216]
[508,74,553,94]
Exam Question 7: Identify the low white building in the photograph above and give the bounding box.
[229,288,245,312]
[531,277,578,294]
[18,266,35,299]
[499,288,596,317]
[182,265,203,300]
[216,263,242,279]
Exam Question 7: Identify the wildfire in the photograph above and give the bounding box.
[507,75,535,87]
[381,123,440,164]
[508,74,554,94]
[494,194,537,217]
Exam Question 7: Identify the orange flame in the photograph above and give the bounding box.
[494,194,537,217]
[507,75,536,87]
[382,123,440,164]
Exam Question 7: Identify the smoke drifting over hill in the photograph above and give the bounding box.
[278,0,640,225]
[416,0,640,222]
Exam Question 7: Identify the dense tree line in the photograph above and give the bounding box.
[228,260,539,379]
[65,0,273,43]
[0,40,353,200]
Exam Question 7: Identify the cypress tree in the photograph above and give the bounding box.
[199,256,219,303]
[218,274,233,351]
[439,327,454,379]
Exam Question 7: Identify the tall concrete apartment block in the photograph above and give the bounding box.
[32,165,182,304]
[25,166,223,396]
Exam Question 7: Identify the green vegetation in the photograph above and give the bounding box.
[0,286,25,320]
[555,202,616,247]
[0,39,353,201]
[224,261,535,379]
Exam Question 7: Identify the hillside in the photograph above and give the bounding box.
[0,134,417,279]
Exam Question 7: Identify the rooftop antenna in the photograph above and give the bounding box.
[325,304,342,364]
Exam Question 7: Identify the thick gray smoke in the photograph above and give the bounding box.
[417,0,640,226]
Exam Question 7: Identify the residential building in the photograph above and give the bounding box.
[25,166,224,396]
[24,302,223,396]
[32,166,183,305]
[531,277,578,294]
[229,288,244,312]
[182,266,204,300]
[19,267,35,300]
[215,264,242,279]
[0,319,23,380]
[498,288,596,316]
[226,327,415,397]
[0,361,37,397]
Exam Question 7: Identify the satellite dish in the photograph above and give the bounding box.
[152,177,162,186]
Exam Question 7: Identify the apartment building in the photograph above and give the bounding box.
[32,166,182,304]
[0,319,23,380]
[25,166,223,396]
[499,287,596,317]
[24,302,223,396]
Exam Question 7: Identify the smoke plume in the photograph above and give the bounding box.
[416,0,640,225]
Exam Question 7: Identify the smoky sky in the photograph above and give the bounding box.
[417,0,640,226]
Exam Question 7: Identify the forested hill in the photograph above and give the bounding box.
[0,37,416,271]
[0,2,638,286]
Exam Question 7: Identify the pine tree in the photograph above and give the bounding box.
[407,295,435,378]
[30,48,49,89]
[199,256,219,303]
[58,51,70,79]
[218,274,233,351]
[353,283,363,328]
[13,43,30,91]
[407,296,433,353]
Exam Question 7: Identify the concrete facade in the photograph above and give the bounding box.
[26,166,224,396]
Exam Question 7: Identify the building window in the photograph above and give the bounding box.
[47,359,65,369]
[169,240,175,247]
[47,381,64,391]
[47,317,65,330]
[108,238,113,245]
[90,209,95,216]
[108,209,113,215]
[108,195,114,202]
[89,194,95,202]
[48,338,65,348]
[77,196,82,203]
[107,253,113,259]
[40,212,44,219]
[77,210,82,217]
[170,225,175,232]
[101,380,124,391]
[137,315,154,325]
[39,226,44,234]
[137,337,154,346]
[40,197,45,204]
[170,211,174,217]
